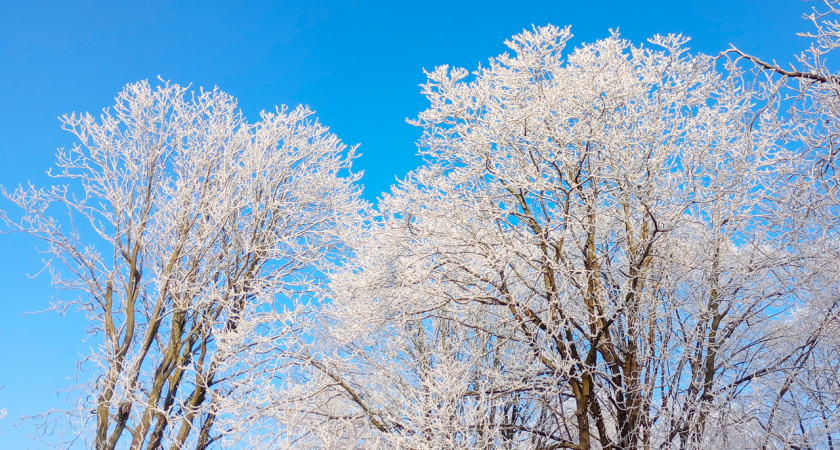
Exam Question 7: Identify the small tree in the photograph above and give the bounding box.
[1,81,363,449]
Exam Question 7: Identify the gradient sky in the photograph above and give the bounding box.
[0,0,814,446]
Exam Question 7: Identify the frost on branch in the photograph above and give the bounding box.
[270,26,839,449]
[1,80,364,449]
[4,18,840,450]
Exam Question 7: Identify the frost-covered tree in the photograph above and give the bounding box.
[721,1,840,447]
[1,81,363,449]
[271,26,838,449]
[6,13,840,450]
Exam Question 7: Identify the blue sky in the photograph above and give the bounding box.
[0,0,813,446]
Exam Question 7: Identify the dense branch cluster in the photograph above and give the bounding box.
[2,82,363,448]
[272,26,839,449]
[4,3,840,449]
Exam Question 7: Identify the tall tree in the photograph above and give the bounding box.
[723,1,840,446]
[274,26,835,449]
[1,81,363,449]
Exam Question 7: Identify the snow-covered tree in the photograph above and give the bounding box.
[6,10,840,450]
[721,1,840,447]
[274,26,838,449]
[1,81,364,449]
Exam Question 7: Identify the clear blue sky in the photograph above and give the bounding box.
[0,0,812,446]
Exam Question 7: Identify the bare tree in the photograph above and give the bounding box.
[1,81,363,449]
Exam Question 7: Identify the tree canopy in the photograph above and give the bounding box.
[4,4,840,449]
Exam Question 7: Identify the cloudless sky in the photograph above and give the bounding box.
[0,0,815,446]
